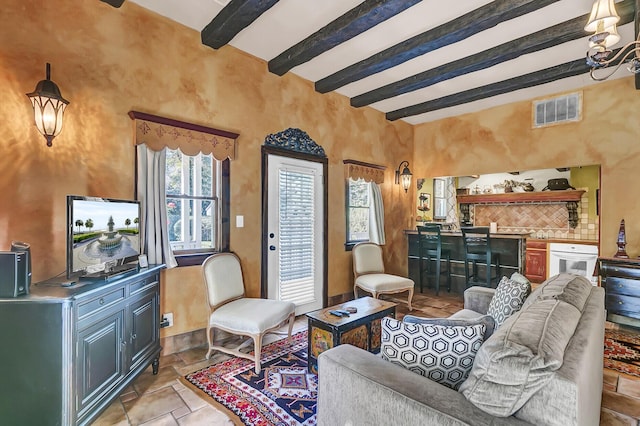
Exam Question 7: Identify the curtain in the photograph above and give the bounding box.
[136,144,177,268]
[444,177,460,231]
[369,182,386,244]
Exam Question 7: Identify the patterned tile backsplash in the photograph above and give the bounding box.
[471,190,598,240]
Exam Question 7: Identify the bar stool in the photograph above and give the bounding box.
[417,224,451,295]
[461,227,501,288]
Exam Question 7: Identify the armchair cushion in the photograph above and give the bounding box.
[209,298,296,334]
[381,317,485,390]
[355,273,413,293]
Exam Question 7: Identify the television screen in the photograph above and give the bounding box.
[67,195,141,278]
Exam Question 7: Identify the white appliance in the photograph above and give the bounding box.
[548,243,599,285]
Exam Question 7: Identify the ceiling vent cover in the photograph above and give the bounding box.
[533,92,581,128]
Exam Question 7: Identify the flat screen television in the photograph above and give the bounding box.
[66,195,142,278]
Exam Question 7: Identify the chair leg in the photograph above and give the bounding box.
[464,258,471,288]
[286,312,295,344]
[419,257,424,293]
[486,255,491,288]
[435,258,441,296]
[354,284,359,300]
[407,287,414,311]
[446,257,452,292]
[253,333,263,374]
[205,325,214,359]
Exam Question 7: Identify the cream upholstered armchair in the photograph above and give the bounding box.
[202,253,296,373]
[352,242,414,311]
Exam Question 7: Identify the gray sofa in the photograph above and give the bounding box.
[317,274,605,426]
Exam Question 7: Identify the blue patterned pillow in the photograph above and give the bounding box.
[381,317,486,390]
[487,276,531,328]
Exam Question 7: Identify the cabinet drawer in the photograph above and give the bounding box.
[129,276,158,296]
[605,277,640,298]
[77,286,126,321]
[606,294,640,320]
[526,241,547,250]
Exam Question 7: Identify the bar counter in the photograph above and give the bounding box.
[405,230,530,293]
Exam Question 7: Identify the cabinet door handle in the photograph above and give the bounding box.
[132,333,137,340]
[619,301,623,305]
[99,298,105,305]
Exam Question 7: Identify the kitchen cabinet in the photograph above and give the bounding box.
[525,240,547,283]
[0,265,164,425]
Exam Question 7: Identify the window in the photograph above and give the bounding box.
[346,178,370,246]
[165,148,229,264]
[433,178,447,220]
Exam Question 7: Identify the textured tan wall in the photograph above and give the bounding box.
[0,0,414,337]
[413,78,640,259]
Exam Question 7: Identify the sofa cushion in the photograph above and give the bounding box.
[403,313,495,340]
[459,298,582,417]
[381,317,485,390]
[487,276,531,328]
[522,273,592,311]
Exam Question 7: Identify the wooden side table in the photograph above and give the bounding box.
[306,296,396,373]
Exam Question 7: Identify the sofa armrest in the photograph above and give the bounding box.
[317,344,531,426]
[463,286,496,314]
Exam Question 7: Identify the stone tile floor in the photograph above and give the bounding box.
[93,317,308,426]
[93,288,640,425]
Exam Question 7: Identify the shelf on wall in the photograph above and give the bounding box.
[457,190,585,204]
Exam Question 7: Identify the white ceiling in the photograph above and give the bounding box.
[129,0,631,125]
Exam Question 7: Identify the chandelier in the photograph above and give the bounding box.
[585,0,640,81]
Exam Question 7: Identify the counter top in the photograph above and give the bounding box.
[528,238,599,245]
[404,230,531,239]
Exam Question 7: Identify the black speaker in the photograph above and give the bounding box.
[0,251,29,297]
[11,241,31,292]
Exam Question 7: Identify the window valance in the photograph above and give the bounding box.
[343,159,386,184]
[128,111,239,159]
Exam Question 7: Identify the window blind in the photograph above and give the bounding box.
[278,169,316,305]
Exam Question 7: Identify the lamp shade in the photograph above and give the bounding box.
[395,161,412,192]
[589,24,620,48]
[26,63,69,147]
[584,0,620,33]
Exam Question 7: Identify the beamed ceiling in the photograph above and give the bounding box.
[104,0,639,125]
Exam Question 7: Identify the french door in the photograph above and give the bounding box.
[265,154,325,315]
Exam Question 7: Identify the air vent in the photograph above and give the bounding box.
[533,92,581,128]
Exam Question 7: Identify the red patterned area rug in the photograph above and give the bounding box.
[604,328,640,377]
[182,331,317,426]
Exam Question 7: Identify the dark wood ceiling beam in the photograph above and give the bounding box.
[352,0,635,107]
[268,0,421,76]
[385,57,591,121]
[201,0,280,50]
[100,0,125,7]
[315,0,560,94]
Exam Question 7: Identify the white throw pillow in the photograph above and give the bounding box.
[381,317,485,390]
[487,276,531,328]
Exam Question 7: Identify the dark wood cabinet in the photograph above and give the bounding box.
[406,231,526,292]
[0,265,163,425]
[598,257,640,328]
[525,240,547,283]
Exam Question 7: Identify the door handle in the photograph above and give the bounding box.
[269,245,276,251]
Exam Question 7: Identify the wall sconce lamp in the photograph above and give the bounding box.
[585,0,640,80]
[394,161,412,193]
[26,63,69,147]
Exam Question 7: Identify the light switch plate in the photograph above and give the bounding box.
[236,215,244,228]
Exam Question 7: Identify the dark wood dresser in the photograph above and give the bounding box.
[0,265,164,425]
[598,257,640,328]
